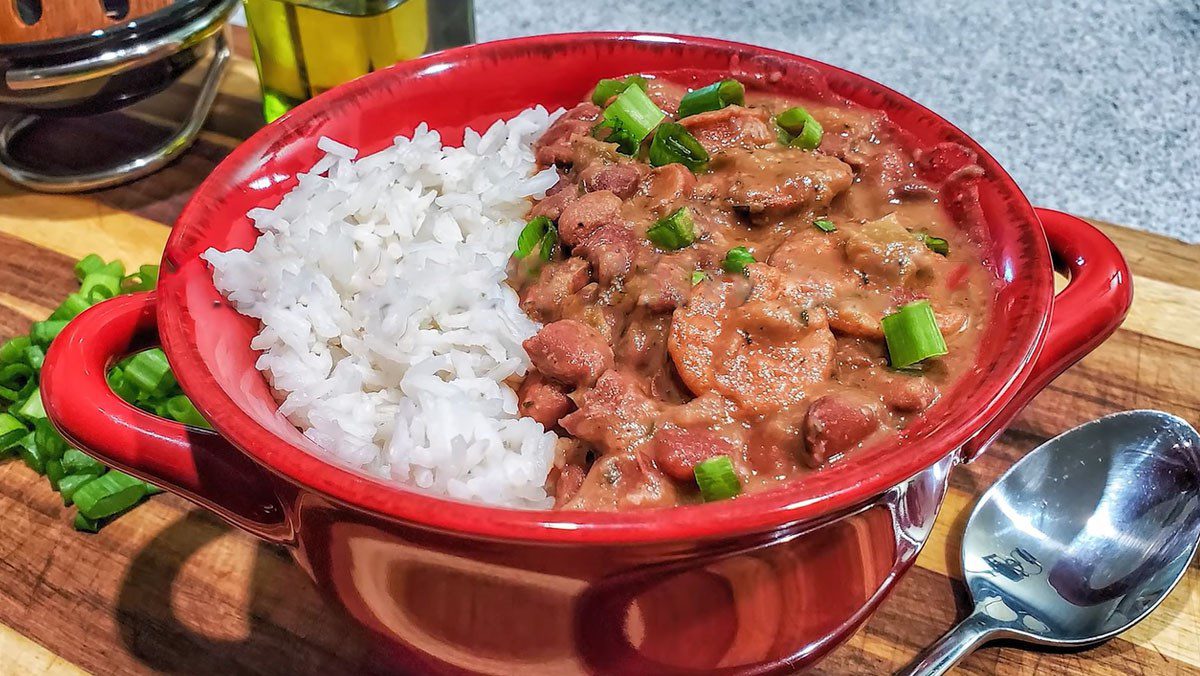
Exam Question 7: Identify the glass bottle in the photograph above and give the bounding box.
[242,0,474,121]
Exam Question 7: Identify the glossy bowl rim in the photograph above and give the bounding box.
[160,31,1051,545]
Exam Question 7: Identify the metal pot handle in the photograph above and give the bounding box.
[0,29,230,193]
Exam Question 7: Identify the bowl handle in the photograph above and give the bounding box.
[41,291,295,545]
[962,208,1133,460]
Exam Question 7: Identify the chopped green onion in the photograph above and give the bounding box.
[0,412,27,451]
[123,349,175,399]
[59,474,96,505]
[648,122,710,172]
[73,513,101,533]
[163,395,210,428]
[73,254,106,282]
[80,272,122,303]
[814,218,837,233]
[920,234,950,256]
[646,208,696,250]
[598,85,666,154]
[45,459,64,491]
[590,75,648,106]
[33,419,67,461]
[691,271,708,285]
[881,300,948,368]
[15,387,45,421]
[0,363,32,387]
[29,320,68,348]
[515,216,554,260]
[0,336,30,363]
[677,79,745,118]
[22,346,43,370]
[16,433,44,473]
[722,246,756,274]
[73,470,148,520]
[107,367,139,404]
[776,107,824,150]
[539,224,559,262]
[50,293,92,321]
[122,265,160,293]
[693,455,742,501]
[61,447,106,477]
[98,260,125,279]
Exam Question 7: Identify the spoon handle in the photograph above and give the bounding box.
[894,612,996,676]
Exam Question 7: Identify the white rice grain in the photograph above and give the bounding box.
[203,107,564,509]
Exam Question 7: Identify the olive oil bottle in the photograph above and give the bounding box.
[242,0,474,121]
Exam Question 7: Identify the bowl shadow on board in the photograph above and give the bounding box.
[114,508,388,675]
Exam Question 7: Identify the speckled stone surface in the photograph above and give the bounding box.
[474,0,1199,242]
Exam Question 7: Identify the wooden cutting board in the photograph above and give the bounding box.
[0,30,1197,676]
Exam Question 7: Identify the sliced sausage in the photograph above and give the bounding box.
[704,147,853,215]
[679,105,774,154]
[523,319,614,388]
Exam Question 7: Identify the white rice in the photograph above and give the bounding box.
[202,107,564,509]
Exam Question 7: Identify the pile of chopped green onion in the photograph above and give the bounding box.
[0,255,208,532]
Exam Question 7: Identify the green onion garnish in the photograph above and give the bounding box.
[58,474,95,506]
[50,293,92,321]
[1,253,207,531]
[590,75,649,106]
[15,387,45,422]
[162,395,211,428]
[814,219,837,233]
[691,271,708,285]
[693,455,742,501]
[73,512,101,532]
[515,215,558,261]
[881,300,948,368]
[597,85,667,155]
[73,254,105,282]
[122,265,160,293]
[648,122,710,172]
[45,459,64,491]
[61,447,105,477]
[33,419,66,462]
[29,320,68,348]
[776,107,823,150]
[0,336,30,364]
[123,349,176,399]
[80,272,122,303]
[73,470,149,520]
[677,79,746,118]
[0,412,27,450]
[920,234,950,256]
[646,207,696,250]
[722,246,755,274]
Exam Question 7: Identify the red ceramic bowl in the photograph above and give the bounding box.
[42,33,1132,674]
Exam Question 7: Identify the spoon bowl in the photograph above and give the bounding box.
[900,410,1200,675]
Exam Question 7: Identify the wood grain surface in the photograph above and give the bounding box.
[0,30,1196,676]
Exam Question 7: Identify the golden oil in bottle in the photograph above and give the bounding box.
[242,0,474,121]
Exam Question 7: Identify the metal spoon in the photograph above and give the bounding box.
[898,410,1200,676]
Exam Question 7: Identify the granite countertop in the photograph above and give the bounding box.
[475,0,1198,242]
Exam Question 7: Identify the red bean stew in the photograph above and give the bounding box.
[509,75,993,510]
